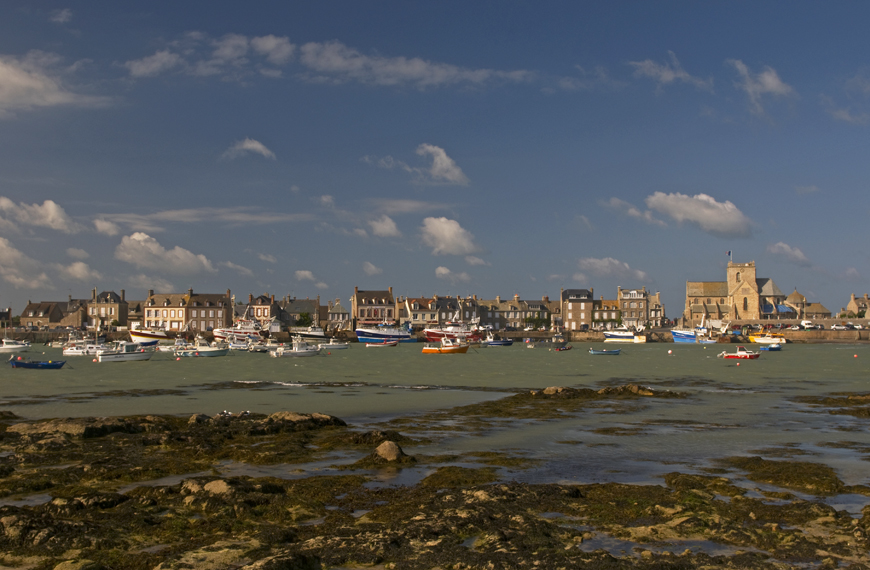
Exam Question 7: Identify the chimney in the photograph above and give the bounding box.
[226,289,231,299]
[68,294,72,302]
[120,289,125,301]
[388,286,393,297]
[496,295,501,303]
[542,295,549,302]
[148,289,154,298]
[271,294,275,304]
[93,287,97,300]
[249,293,253,304]
[187,288,193,298]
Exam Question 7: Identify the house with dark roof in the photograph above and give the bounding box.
[561,289,594,332]
[351,287,396,327]
[143,288,232,331]
[844,294,870,318]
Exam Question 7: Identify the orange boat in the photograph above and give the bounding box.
[421,337,469,354]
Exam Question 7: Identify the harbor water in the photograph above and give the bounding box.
[2,341,870,509]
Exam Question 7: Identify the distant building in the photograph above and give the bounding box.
[593,297,621,329]
[844,294,870,318]
[684,261,787,326]
[143,288,232,331]
[399,296,436,330]
[325,298,351,331]
[561,288,594,332]
[351,287,396,328]
[282,296,320,327]
[20,301,65,329]
[87,289,128,328]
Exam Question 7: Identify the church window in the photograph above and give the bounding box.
[743,297,748,311]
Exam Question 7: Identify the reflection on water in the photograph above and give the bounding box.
[1,342,869,496]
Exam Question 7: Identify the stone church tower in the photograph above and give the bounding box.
[726,261,760,320]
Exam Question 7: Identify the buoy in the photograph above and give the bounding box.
[668,349,672,354]
[736,362,740,366]
[176,357,180,361]
[328,352,331,355]
[855,354,858,358]
[92,358,97,362]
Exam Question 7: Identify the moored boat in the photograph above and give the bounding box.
[603,327,646,343]
[483,332,513,347]
[318,338,349,350]
[759,343,782,351]
[355,323,413,343]
[213,318,268,342]
[175,336,229,357]
[97,341,154,362]
[749,332,787,344]
[269,337,321,357]
[0,338,31,353]
[589,348,620,355]
[717,346,760,359]
[421,337,469,354]
[129,327,169,346]
[366,340,399,347]
[8,355,66,369]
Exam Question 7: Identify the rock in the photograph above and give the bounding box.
[204,479,233,495]
[188,413,211,425]
[241,552,321,570]
[6,417,149,440]
[53,560,98,570]
[374,441,406,462]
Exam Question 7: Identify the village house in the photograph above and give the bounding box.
[20,301,65,329]
[143,288,232,331]
[87,289,129,328]
[325,298,351,332]
[398,296,437,330]
[593,297,621,329]
[351,287,396,328]
[843,294,870,318]
[561,288,594,332]
[282,296,321,328]
[236,293,285,330]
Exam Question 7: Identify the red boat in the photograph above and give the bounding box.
[422,321,483,343]
[717,346,760,359]
[366,340,398,348]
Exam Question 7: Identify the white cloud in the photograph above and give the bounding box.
[298,39,531,89]
[221,261,254,277]
[94,218,120,235]
[295,270,315,281]
[211,34,249,65]
[258,253,276,263]
[124,50,183,78]
[66,247,89,259]
[0,51,108,116]
[421,217,479,256]
[557,65,624,92]
[727,59,795,115]
[369,215,401,237]
[435,266,470,283]
[845,267,860,279]
[367,198,447,214]
[601,197,667,227]
[221,138,276,160]
[820,94,870,125]
[102,207,312,233]
[353,228,368,238]
[629,51,713,91]
[465,255,489,266]
[50,9,72,23]
[576,257,649,282]
[315,281,329,290]
[767,242,811,266]
[56,261,102,281]
[573,214,595,232]
[114,232,215,274]
[415,144,469,185]
[319,195,335,208]
[644,192,753,238]
[127,273,174,293]
[250,35,295,65]
[363,261,382,276]
[0,237,51,288]
[0,197,81,233]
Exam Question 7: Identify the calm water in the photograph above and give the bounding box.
[3,342,870,505]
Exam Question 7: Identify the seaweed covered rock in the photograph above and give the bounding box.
[6,416,169,440]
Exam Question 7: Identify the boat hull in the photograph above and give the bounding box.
[366,341,398,347]
[355,328,413,343]
[589,348,620,355]
[8,358,65,369]
[421,343,469,354]
[175,348,229,357]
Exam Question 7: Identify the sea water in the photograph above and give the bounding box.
[2,342,869,501]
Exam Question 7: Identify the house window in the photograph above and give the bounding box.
[743,297,748,311]
[162,310,167,318]
[413,313,418,320]
[209,310,215,318]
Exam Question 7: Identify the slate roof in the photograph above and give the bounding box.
[686,282,729,297]
[562,289,593,301]
[756,278,784,297]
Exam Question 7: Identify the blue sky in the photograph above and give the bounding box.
[1,1,868,316]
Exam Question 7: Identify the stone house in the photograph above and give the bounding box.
[593,298,621,329]
[143,289,232,331]
[325,299,351,331]
[684,261,786,326]
[282,296,320,327]
[398,296,437,330]
[844,294,870,317]
[561,289,594,332]
[236,293,286,329]
[87,289,129,328]
[351,287,396,327]
[20,301,65,329]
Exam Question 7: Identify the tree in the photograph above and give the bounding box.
[295,312,313,327]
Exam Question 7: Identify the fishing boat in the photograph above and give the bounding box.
[717,346,760,360]
[158,337,193,353]
[213,317,268,342]
[291,325,328,341]
[603,326,646,343]
[269,337,321,357]
[0,338,31,353]
[129,327,169,346]
[422,319,483,343]
[554,345,573,351]
[62,338,107,356]
[97,341,154,363]
[174,336,230,357]
[749,332,788,344]
[8,355,66,369]
[759,344,782,351]
[483,332,513,347]
[589,348,621,355]
[318,338,349,350]
[355,322,414,343]
[528,333,568,349]
[366,340,399,347]
[421,337,469,354]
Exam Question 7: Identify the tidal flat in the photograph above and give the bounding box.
[1,384,869,570]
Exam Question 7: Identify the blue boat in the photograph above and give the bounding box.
[8,356,66,369]
[589,348,620,355]
[355,322,415,343]
[759,344,782,351]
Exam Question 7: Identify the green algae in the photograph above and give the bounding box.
[717,456,846,496]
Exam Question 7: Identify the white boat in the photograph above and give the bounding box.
[318,338,349,350]
[355,323,413,343]
[366,340,399,347]
[213,316,269,342]
[603,326,647,343]
[158,337,193,353]
[175,336,230,357]
[0,338,32,353]
[129,327,169,347]
[62,337,108,356]
[97,341,154,362]
[270,337,321,357]
[291,325,328,341]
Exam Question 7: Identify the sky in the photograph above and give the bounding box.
[1,1,868,317]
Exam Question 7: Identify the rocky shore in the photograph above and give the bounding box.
[1,386,869,570]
